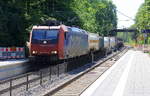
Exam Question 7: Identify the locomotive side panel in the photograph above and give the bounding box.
[64,27,89,58]
[58,25,66,59]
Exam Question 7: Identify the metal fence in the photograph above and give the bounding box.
[0,50,106,96]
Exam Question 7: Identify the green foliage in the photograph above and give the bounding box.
[133,0,150,44]
[135,0,150,30]
[96,0,117,36]
[0,0,117,46]
[0,0,27,46]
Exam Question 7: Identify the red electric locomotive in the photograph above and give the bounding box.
[28,25,67,61]
[28,23,89,63]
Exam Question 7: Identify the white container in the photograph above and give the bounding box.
[104,37,110,49]
[88,33,100,51]
[110,37,116,48]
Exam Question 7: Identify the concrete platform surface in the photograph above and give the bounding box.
[81,50,150,96]
[0,59,29,80]
[0,59,28,67]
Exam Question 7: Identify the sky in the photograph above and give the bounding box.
[112,0,145,28]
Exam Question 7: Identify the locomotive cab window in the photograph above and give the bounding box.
[46,29,59,39]
[46,29,59,44]
[32,30,45,40]
[32,29,59,44]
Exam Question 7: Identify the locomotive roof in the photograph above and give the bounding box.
[32,25,88,34]
[71,27,82,32]
[32,26,60,30]
[69,27,88,34]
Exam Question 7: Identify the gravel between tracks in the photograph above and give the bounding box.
[51,49,127,96]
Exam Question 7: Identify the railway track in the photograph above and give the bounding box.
[21,47,127,96]
[0,47,127,96]
[48,47,128,96]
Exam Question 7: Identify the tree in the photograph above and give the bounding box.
[95,0,117,36]
[0,0,117,46]
[135,1,150,30]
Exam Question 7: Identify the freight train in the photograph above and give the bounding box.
[28,24,123,62]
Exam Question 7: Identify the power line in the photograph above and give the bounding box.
[118,19,130,21]
[116,10,135,21]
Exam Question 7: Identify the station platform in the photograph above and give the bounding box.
[81,50,150,96]
[0,59,29,80]
[0,59,28,67]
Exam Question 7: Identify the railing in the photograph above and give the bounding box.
[0,50,106,96]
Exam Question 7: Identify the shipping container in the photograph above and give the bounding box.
[88,33,100,51]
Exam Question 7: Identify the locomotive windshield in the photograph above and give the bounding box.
[32,30,45,40]
[32,29,59,44]
[46,30,58,39]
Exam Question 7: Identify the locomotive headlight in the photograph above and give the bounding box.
[32,51,37,54]
[51,51,57,54]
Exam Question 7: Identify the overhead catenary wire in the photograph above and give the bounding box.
[116,10,135,21]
